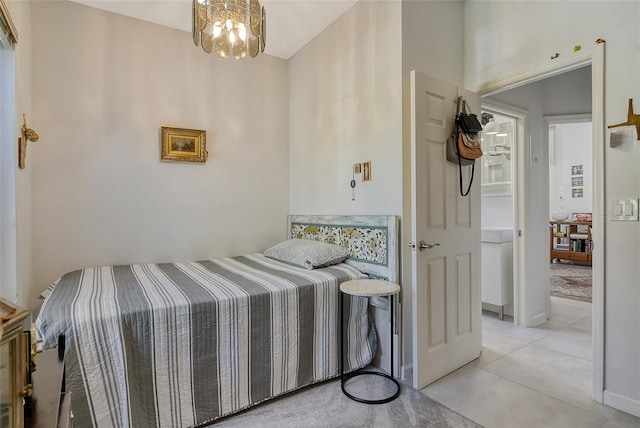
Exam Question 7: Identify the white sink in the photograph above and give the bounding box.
[481,228,513,243]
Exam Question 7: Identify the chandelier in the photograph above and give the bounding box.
[193,0,266,59]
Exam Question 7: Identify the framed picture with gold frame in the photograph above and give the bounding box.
[160,126,208,163]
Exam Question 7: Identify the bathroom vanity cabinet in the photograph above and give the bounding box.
[549,221,592,264]
[481,228,514,320]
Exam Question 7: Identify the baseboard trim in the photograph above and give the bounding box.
[530,311,548,327]
[481,302,514,318]
[401,364,413,385]
[603,390,640,417]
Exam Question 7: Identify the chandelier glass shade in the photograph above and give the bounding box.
[193,0,266,59]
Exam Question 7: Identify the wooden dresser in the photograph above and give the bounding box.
[23,305,70,428]
[0,299,29,428]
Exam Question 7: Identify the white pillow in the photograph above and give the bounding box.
[264,239,349,270]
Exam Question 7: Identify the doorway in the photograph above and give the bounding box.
[548,117,593,305]
[477,48,604,403]
[481,63,594,323]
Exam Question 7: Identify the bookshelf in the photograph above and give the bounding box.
[550,221,592,264]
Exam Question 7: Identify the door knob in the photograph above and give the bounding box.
[418,241,440,251]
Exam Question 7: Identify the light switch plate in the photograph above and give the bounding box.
[362,161,372,182]
[609,199,639,221]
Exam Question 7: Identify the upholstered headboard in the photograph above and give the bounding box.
[287,215,400,283]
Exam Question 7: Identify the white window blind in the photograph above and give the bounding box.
[0,0,17,302]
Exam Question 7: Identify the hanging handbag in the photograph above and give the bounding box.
[455,98,483,133]
[448,96,482,196]
[446,134,474,166]
[447,129,477,196]
[457,132,483,160]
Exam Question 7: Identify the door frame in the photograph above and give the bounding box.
[477,44,605,403]
[479,101,529,326]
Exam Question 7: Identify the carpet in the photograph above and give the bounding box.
[549,262,592,303]
[210,375,482,427]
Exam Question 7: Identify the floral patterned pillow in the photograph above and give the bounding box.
[264,239,349,270]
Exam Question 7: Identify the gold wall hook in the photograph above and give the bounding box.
[21,113,39,142]
[18,114,40,169]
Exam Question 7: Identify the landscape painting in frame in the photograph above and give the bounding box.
[161,126,208,163]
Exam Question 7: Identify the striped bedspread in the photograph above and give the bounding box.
[36,254,375,428]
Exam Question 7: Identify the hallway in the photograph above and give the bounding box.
[420,297,640,428]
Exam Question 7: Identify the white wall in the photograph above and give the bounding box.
[28,1,289,305]
[542,66,592,116]
[549,122,593,217]
[466,1,640,412]
[288,0,403,372]
[288,0,402,217]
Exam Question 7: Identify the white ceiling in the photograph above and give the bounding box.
[69,0,359,59]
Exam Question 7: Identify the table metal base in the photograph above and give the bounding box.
[340,288,401,404]
[341,370,401,404]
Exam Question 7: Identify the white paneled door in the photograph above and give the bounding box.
[410,71,482,389]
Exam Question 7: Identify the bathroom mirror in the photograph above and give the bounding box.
[481,111,514,196]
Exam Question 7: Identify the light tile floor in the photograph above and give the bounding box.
[420,297,640,428]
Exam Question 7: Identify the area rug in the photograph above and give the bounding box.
[549,262,592,303]
[211,375,482,427]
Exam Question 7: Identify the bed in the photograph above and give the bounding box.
[36,215,399,427]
